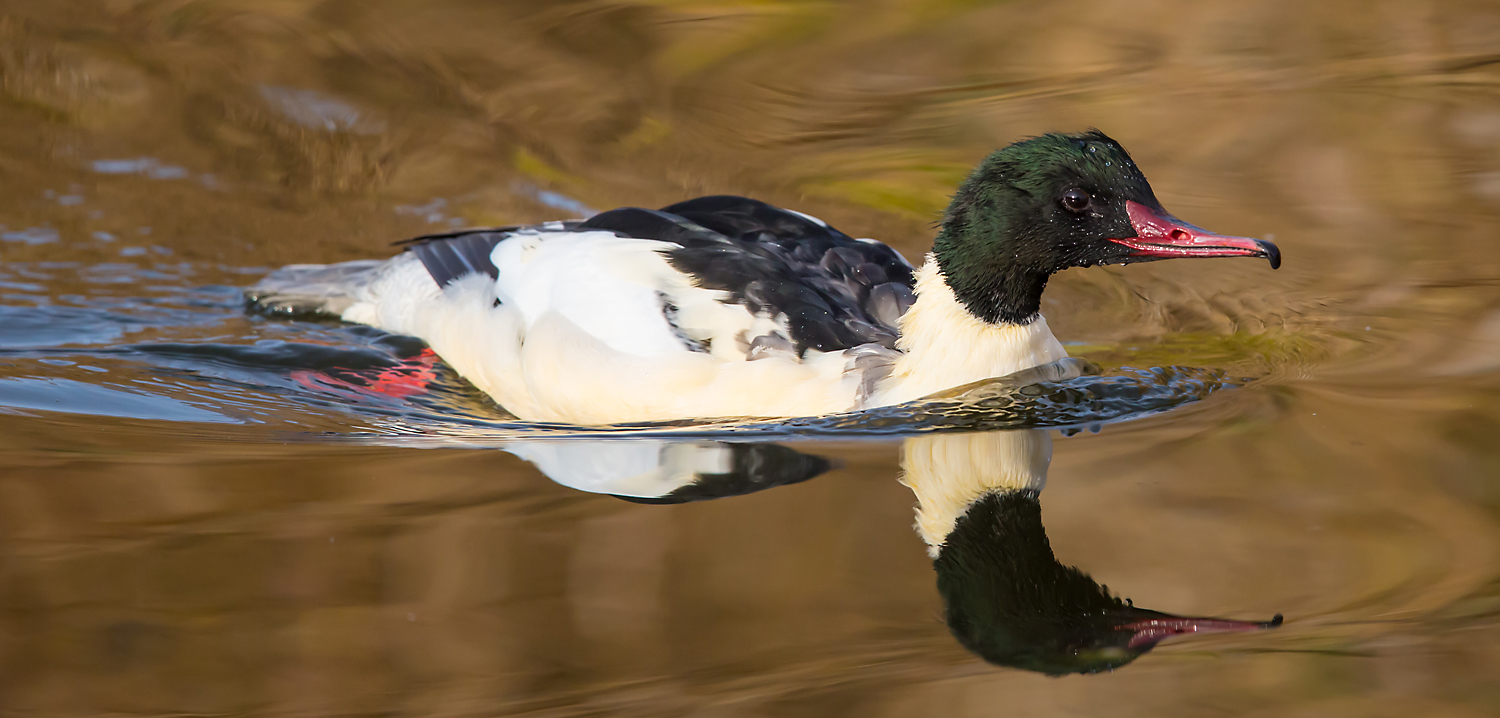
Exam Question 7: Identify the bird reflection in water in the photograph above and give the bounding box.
[501,430,1279,675]
[905,431,1280,674]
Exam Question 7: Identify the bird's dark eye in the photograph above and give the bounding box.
[1061,188,1092,213]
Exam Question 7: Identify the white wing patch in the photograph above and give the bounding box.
[491,231,690,358]
[490,229,791,361]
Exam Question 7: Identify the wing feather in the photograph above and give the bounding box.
[391,195,917,358]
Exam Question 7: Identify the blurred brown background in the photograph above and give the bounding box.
[2,1,1500,715]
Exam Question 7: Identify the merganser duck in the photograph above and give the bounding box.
[248,130,1279,424]
[489,431,1282,674]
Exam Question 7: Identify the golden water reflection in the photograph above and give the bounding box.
[1,0,1500,715]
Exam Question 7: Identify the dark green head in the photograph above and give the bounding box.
[935,489,1281,676]
[933,130,1279,325]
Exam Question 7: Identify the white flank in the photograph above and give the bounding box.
[901,430,1052,557]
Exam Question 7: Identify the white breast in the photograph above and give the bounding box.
[868,256,1069,407]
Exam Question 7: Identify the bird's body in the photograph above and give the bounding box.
[253,198,1058,423]
[249,131,1278,424]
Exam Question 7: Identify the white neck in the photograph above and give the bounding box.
[868,255,1068,407]
[900,431,1052,557]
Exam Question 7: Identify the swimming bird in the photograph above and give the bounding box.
[248,130,1279,424]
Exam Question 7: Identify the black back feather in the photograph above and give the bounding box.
[396,222,582,286]
[660,196,915,353]
[408,233,504,286]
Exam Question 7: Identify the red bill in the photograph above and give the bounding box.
[1110,201,1281,269]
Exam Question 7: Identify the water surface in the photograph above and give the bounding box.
[2,1,1500,715]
